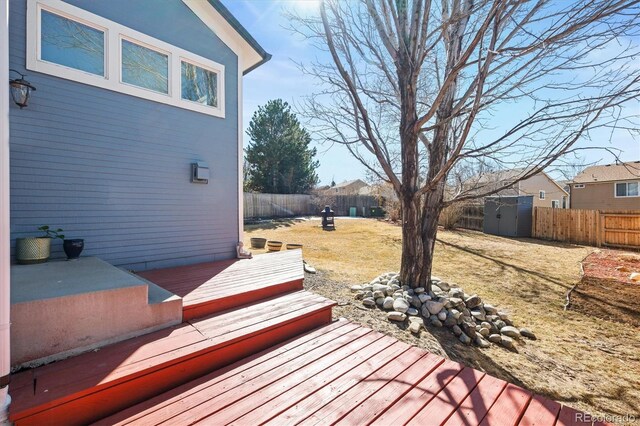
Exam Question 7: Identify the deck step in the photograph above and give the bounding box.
[9,290,335,426]
[137,250,305,321]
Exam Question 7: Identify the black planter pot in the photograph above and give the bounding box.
[63,239,84,260]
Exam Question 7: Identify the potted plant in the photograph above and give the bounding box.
[63,238,84,260]
[266,240,283,252]
[15,225,64,264]
[250,237,267,249]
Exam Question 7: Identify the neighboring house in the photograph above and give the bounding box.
[326,179,369,195]
[465,168,569,208]
[8,0,270,270]
[569,161,640,210]
[358,182,398,201]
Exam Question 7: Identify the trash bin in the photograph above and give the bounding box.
[349,207,357,217]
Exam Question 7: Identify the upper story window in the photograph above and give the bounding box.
[573,184,585,189]
[539,190,545,200]
[181,60,217,107]
[41,10,105,76]
[121,38,169,94]
[615,182,639,198]
[27,0,225,117]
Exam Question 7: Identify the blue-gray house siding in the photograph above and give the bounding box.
[9,0,241,270]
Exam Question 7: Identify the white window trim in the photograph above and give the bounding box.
[27,0,225,118]
[551,200,560,208]
[614,181,640,198]
[539,190,545,200]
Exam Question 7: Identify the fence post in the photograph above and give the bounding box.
[596,210,602,247]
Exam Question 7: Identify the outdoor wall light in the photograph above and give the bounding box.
[9,69,36,109]
[191,161,209,184]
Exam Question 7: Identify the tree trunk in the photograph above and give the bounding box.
[399,195,423,288]
[418,185,445,293]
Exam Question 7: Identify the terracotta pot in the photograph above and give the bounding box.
[250,237,267,249]
[286,243,303,250]
[267,241,283,252]
[16,237,51,264]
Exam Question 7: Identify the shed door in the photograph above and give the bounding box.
[498,202,517,237]
[483,199,500,235]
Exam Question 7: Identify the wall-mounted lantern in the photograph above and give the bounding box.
[191,161,209,184]
[9,69,36,109]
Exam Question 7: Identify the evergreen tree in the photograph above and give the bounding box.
[245,99,319,194]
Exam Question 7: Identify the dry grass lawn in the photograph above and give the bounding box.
[244,218,640,422]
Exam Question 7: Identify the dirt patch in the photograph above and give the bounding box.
[571,250,640,327]
[245,218,640,423]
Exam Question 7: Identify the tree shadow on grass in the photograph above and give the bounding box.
[244,217,309,231]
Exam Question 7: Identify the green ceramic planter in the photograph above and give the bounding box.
[16,237,51,264]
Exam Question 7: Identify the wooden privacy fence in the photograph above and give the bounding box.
[532,207,640,249]
[243,193,381,219]
[456,204,484,231]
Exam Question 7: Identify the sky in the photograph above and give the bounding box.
[224,0,640,186]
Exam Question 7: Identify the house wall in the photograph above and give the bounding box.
[9,0,240,270]
[519,174,567,208]
[570,180,640,210]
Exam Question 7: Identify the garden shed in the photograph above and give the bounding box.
[483,195,534,238]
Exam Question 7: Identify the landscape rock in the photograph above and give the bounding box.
[375,297,385,307]
[519,328,537,340]
[500,335,515,349]
[452,325,463,336]
[414,287,425,294]
[363,298,376,307]
[448,288,465,298]
[494,319,507,330]
[407,307,419,316]
[497,311,510,321]
[434,281,451,292]
[409,321,422,334]
[393,298,410,313]
[488,334,501,343]
[630,272,640,282]
[501,326,521,339]
[430,316,443,327]
[465,294,482,309]
[459,333,472,345]
[475,335,491,348]
[460,321,477,339]
[383,297,395,310]
[354,292,365,300]
[449,297,465,308]
[373,290,385,299]
[364,291,373,298]
[444,313,458,327]
[479,327,490,337]
[363,285,373,292]
[450,309,462,319]
[388,311,407,322]
[437,310,447,321]
[418,293,431,303]
[424,300,446,315]
[471,310,486,321]
[431,276,442,283]
[350,285,363,292]
[483,304,498,314]
[409,316,424,325]
[410,296,422,309]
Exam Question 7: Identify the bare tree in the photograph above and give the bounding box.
[290,0,640,291]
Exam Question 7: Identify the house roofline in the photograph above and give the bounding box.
[539,170,569,195]
[206,0,271,75]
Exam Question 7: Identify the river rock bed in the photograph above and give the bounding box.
[351,272,536,349]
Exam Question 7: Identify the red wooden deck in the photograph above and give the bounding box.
[9,249,595,425]
[137,250,305,320]
[98,319,594,426]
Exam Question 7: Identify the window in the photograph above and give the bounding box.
[28,0,225,117]
[40,9,105,76]
[562,196,567,209]
[573,184,585,189]
[615,182,639,198]
[121,38,169,94]
[539,190,545,200]
[551,200,560,208]
[181,61,218,107]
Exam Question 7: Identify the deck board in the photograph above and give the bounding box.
[95,320,594,426]
[137,250,305,319]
